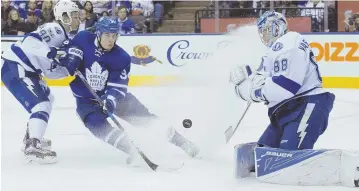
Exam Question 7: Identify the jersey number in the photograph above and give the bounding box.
[39,28,54,43]
[273,58,288,73]
[120,69,128,80]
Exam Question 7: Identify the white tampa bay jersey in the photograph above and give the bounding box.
[258,31,325,108]
[2,22,69,79]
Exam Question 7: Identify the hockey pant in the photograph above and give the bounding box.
[1,59,53,140]
[258,92,335,150]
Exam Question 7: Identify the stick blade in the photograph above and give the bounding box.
[224,126,234,143]
[156,162,184,172]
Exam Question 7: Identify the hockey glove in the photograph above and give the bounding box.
[229,64,253,85]
[47,47,58,59]
[234,74,266,103]
[58,46,83,76]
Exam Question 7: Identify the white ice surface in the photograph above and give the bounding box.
[1,87,359,191]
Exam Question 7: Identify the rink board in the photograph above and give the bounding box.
[1,33,359,88]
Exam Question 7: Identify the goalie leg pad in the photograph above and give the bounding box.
[254,147,359,187]
[234,142,257,178]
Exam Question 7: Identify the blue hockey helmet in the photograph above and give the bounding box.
[257,11,288,47]
[96,16,120,37]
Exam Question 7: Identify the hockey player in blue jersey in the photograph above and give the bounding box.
[229,11,336,178]
[1,0,80,164]
[59,16,199,166]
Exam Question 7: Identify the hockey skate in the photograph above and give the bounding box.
[24,138,57,164]
[168,127,200,158]
[22,128,52,152]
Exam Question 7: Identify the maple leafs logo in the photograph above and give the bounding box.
[85,62,109,91]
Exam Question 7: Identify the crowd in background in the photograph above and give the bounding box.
[203,0,358,32]
[1,0,172,35]
[1,0,359,35]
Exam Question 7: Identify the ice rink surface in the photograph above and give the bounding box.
[1,86,358,191]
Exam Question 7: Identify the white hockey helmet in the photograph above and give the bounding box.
[53,0,79,26]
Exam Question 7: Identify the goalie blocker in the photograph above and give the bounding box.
[234,144,359,187]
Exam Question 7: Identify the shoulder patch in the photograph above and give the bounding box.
[272,42,283,51]
[55,26,63,35]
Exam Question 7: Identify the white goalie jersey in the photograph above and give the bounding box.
[258,31,326,108]
[2,22,69,79]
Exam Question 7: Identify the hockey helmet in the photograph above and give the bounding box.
[257,11,288,47]
[96,16,121,37]
[53,0,79,29]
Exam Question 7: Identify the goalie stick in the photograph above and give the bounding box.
[224,101,252,143]
[75,70,183,172]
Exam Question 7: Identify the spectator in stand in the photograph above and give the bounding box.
[12,1,27,10]
[15,11,38,34]
[17,0,42,21]
[131,0,154,32]
[153,1,164,25]
[353,14,359,32]
[24,11,38,33]
[277,0,300,17]
[72,0,83,9]
[131,0,154,17]
[302,0,324,32]
[3,9,25,35]
[13,1,28,19]
[117,5,135,34]
[345,13,359,32]
[230,1,254,18]
[41,0,55,24]
[83,1,98,27]
[78,9,95,32]
[116,0,132,13]
[27,0,38,15]
[87,0,111,16]
[1,0,14,21]
[100,10,109,17]
[327,1,337,32]
[33,9,42,24]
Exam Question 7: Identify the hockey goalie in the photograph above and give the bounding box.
[229,11,359,187]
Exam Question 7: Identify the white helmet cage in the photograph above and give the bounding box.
[53,0,79,27]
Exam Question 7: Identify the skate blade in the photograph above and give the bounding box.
[25,155,57,165]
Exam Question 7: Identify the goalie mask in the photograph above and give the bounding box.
[257,11,288,48]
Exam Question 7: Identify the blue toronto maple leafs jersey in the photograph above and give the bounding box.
[68,31,131,100]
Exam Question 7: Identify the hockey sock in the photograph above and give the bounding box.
[28,101,51,140]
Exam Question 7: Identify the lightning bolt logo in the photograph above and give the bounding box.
[23,78,38,97]
[297,103,315,149]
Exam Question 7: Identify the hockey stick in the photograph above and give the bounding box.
[74,70,183,172]
[224,101,252,143]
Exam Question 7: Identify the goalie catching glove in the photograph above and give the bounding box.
[229,64,266,103]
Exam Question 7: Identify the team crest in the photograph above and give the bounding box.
[86,62,108,91]
[130,45,162,66]
[272,42,283,51]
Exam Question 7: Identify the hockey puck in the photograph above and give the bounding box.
[182,119,192,128]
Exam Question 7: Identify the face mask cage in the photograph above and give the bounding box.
[59,11,79,32]
[258,18,282,47]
